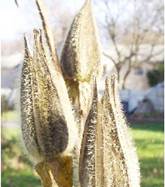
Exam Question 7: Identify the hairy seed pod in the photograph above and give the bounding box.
[61,0,102,137]
[34,1,78,152]
[60,1,102,186]
[20,0,141,186]
[79,75,140,187]
[100,77,130,186]
[79,81,98,187]
[61,0,101,81]
[21,36,42,162]
[21,31,77,162]
[103,75,140,187]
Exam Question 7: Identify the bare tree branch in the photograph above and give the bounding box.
[122,60,132,89]
[15,0,19,7]
[103,52,117,65]
[99,0,163,89]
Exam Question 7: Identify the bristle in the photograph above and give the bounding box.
[21,38,43,162]
[79,81,98,187]
[34,0,78,158]
[21,30,78,162]
[101,77,130,186]
[35,0,57,61]
[20,1,140,186]
[24,36,31,58]
[60,0,102,155]
[104,75,140,187]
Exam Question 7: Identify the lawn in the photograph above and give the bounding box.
[2,111,18,121]
[2,120,164,187]
[130,122,164,187]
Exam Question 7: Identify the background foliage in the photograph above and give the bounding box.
[147,63,164,87]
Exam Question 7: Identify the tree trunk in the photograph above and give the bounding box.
[121,61,131,89]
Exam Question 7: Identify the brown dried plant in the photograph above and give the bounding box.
[20,0,140,187]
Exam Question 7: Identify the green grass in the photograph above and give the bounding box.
[2,123,41,187]
[2,122,164,187]
[2,169,40,187]
[2,111,18,121]
[130,123,164,187]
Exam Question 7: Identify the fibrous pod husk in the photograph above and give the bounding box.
[21,36,42,162]
[60,1,102,186]
[99,76,130,187]
[102,75,140,187]
[61,0,102,138]
[21,1,78,186]
[21,30,77,162]
[79,81,98,187]
[79,75,140,187]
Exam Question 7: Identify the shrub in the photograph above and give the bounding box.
[147,63,164,87]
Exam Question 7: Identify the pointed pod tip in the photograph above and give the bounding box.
[104,74,118,98]
[33,29,41,40]
[111,74,118,83]
[33,29,40,34]
[105,74,118,88]
[24,35,28,46]
[104,76,110,99]
[39,29,43,34]
[15,0,19,7]
[83,0,92,10]
[110,74,119,92]
[85,0,92,5]
[93,78,98,99]
[105,76,111,91]
[24,35,31,57]
[33,29,41,43]
[105,76,109,85]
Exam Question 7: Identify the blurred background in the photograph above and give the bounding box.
[1,0,164,186]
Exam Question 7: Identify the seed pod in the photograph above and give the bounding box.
[79,75,140,187]
[100,77,130,186]
[61,0,101,81]
[21,30,77,162]
[61,0,102,137]
[79,81,98,187]
[60,1,102,185]
[21,0,78,162]
[21,36,42,162]
[103,75,140,187]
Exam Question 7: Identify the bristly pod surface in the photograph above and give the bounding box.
[104,75,140,187]
[61,0,102,139]
[20,0,140,186]
[79,75,140,187]
[60,1,102,185]
[21,16,77,163]
[61,0,101,82]
[79,81,98,187]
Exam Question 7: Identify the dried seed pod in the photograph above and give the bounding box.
[21,30,77,162]
[35,1,78,148]
[21,0,78,162]
[21,36,42,162]
[79,81,98,187]
[60,1,102,185]
[61,0,102,138]
[104,75,140,187]
[61,0,101,81]
[79,75,140,187]
[100,77,130,186]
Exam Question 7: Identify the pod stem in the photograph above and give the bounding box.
[35,156,72,187]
